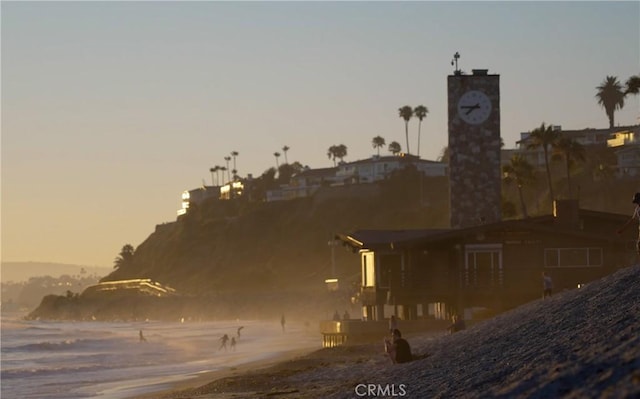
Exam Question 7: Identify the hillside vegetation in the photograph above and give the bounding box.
[106,173,451,295]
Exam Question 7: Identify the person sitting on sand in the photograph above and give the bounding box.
[384,329,412,364]
[219,334,229,351]
[447,315,466,334]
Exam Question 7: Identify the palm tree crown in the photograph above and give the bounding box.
[327,144,347,166]
[388,141,402,155]
[626,75,640,95]
[595,76,625,128]
[372,136,386,156]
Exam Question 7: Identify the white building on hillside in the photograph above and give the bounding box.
[334,154,447,184]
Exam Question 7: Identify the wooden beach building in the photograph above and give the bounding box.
[335,200,633,323]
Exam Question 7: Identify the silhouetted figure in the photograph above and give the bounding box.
[617,191,640,263]
[281,315,286,333]
[343,310,350,320]
[447,315,466,334]
[139,330,147,342]
[219,334,229,351]
[230,337,237,351]
[333,310,341,321]
[237,326,244,338]
[542,272,553,298]
[384,329,412,364]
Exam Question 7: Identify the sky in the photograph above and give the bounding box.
[2,1,639,268]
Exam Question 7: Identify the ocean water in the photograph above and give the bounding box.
[0,312,319,399]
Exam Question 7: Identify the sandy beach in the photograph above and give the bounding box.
[142,265,640,398]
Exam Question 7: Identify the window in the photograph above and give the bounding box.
[464,244,503,288]
[544,248,603,267]
[361,252,375,287]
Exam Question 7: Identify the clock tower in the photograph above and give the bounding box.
[448,68,501,228]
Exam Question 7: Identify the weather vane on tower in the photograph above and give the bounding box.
[451,51,461,75]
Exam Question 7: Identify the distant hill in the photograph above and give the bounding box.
[1,262,111,283]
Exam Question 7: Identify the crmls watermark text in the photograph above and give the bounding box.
[354,384,407,397]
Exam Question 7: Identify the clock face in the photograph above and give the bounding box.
[457,90,492,125]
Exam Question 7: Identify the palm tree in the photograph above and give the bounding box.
[526,122,560,208]
[224,156,232,182]
[372,136,386,156]
[388,141,402,155]
[335,144,347,163]
[220,166,228,184]
[626,75,640,95]
[398,105,413,154]
[502,155,536,218]
[282,146,290,164]
[327,144,347,166]
[209,167,217,186]
[231,151,239,175]
[213,165,221,186]
[553,136,586,198]
[413,105,429,158]
[596,76,625,128]
[274,152,281,169]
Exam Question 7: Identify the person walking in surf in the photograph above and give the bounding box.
[219,334,229,351]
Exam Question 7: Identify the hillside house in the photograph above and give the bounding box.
[508,125,640,177]
[335,154,446,185]
[266,167,338,202]
[177,186,220,216]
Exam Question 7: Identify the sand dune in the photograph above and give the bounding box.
[157,265,640,398]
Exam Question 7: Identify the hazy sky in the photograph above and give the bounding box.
[2,1,639,268]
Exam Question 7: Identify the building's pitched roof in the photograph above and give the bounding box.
[344,155,443,166]
[337,208,628,251]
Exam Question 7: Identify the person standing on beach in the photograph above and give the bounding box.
[237,326,244,338]
[617,192,640,264]
[384,329,412,364]
[542,272,553,298]
[281,314,286,333]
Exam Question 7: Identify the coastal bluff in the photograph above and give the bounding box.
[27,172,635,322]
